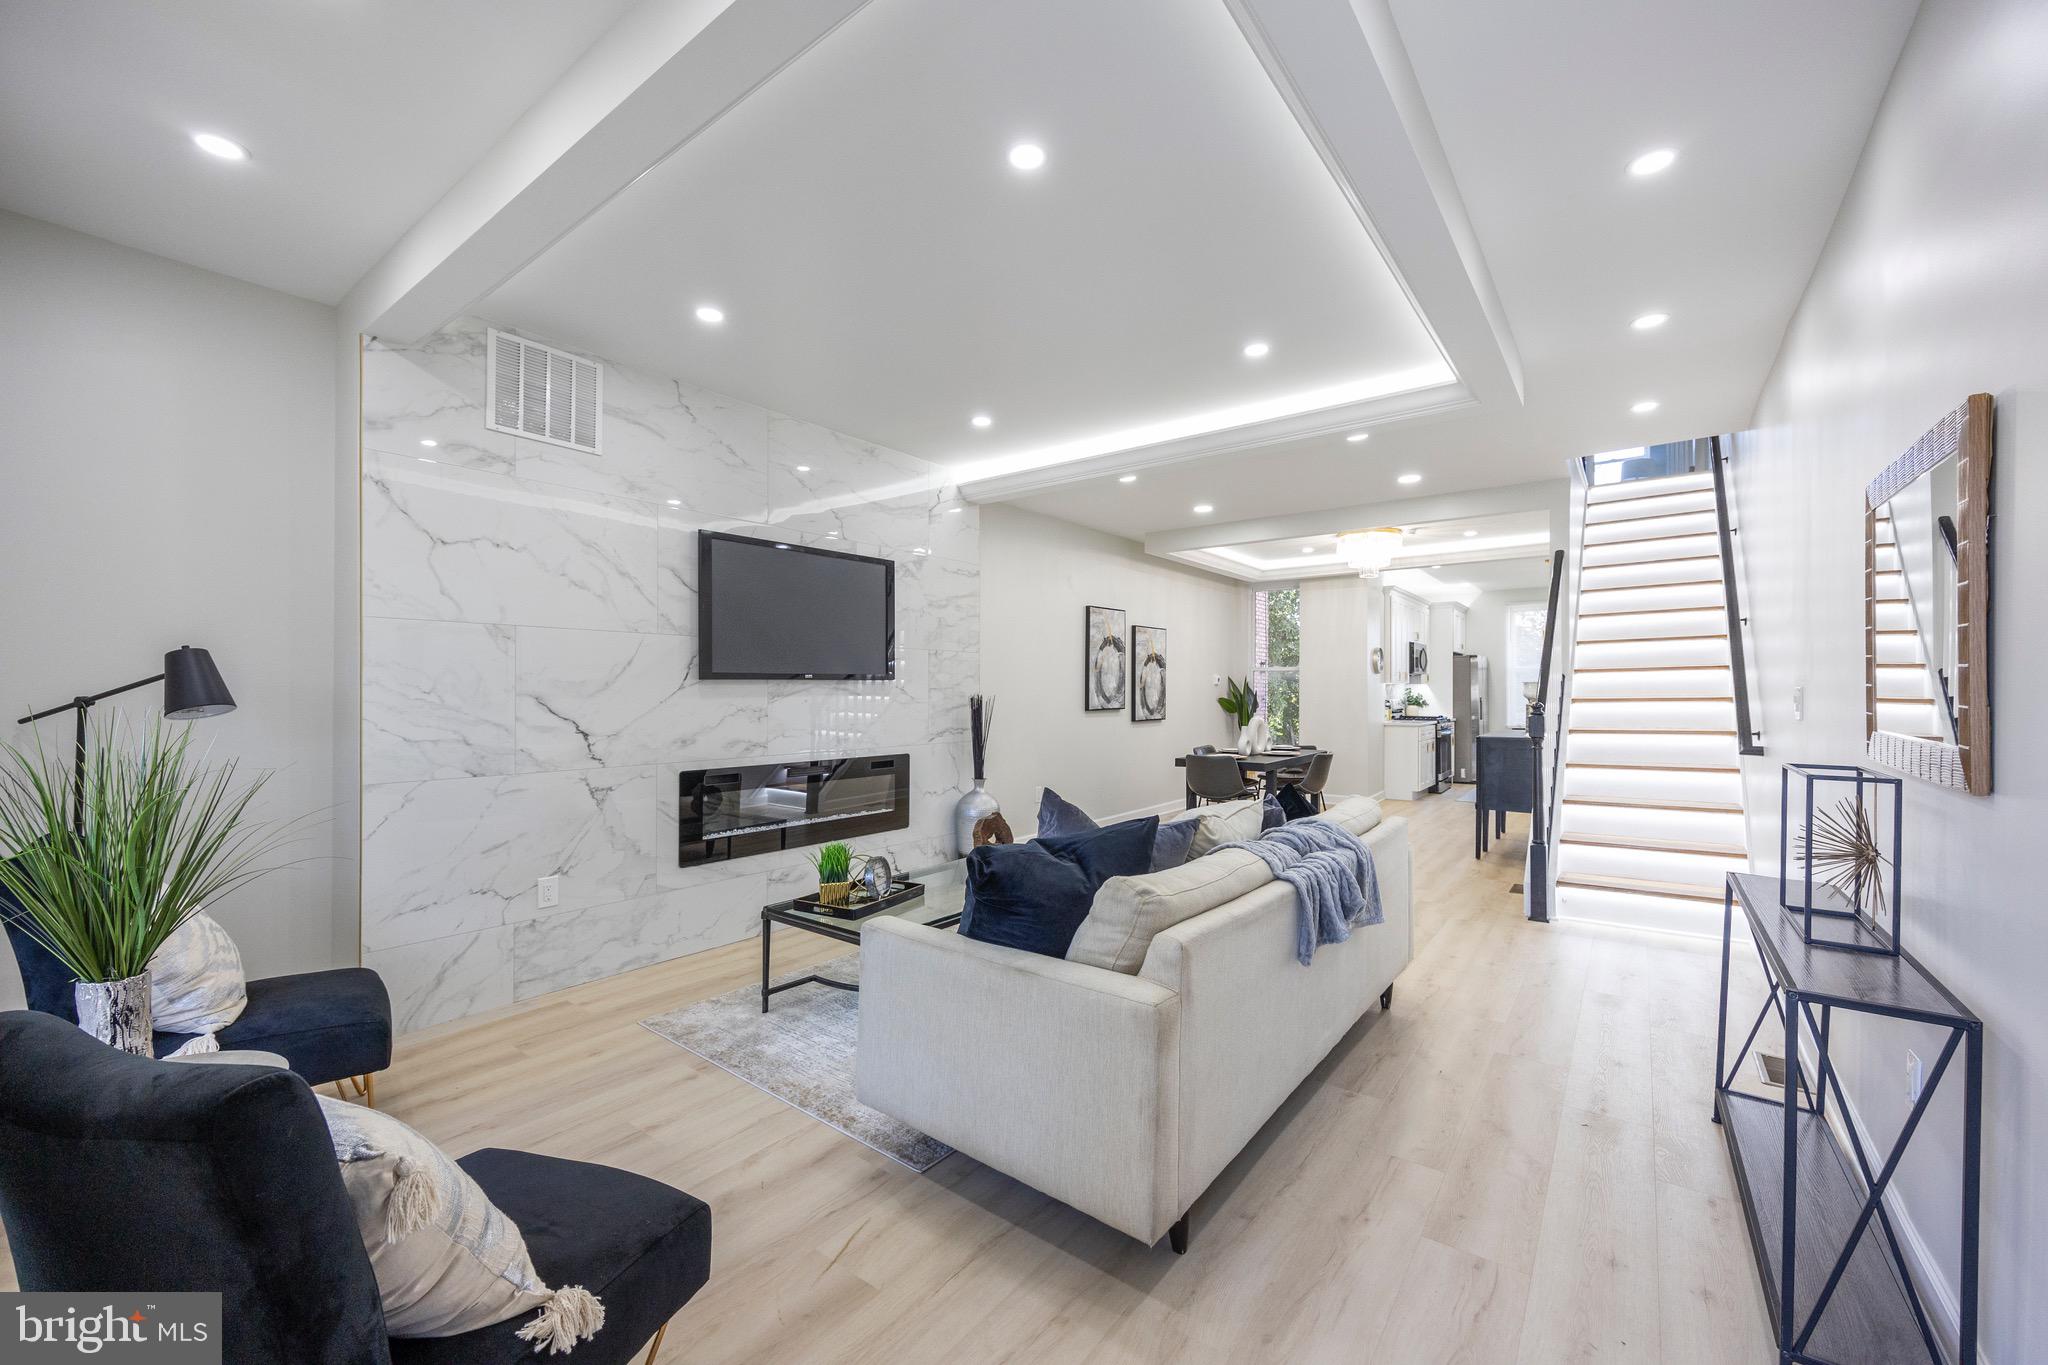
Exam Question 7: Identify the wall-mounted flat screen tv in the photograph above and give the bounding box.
[697,531,895,679]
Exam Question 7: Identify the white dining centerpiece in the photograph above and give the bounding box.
[0,717,296,1055]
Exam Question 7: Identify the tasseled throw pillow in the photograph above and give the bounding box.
[148,911,247,1046]
[316,1095,606,1352]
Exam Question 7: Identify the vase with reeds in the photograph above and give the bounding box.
[0,716,298,1054]
[954,694,999,856]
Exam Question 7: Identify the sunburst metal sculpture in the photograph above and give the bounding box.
[1794,796,1890,914]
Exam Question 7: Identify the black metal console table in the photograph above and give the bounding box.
[1714,872,1980,1365]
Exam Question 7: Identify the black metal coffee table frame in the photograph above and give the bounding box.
[759,898,962,1013]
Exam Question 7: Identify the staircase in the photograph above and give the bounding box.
[1553,469,1750,935]
[1871,511,1952,741]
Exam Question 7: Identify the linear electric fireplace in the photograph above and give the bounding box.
[676,753,911,868]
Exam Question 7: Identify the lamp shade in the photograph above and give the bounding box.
[162,647,236,719]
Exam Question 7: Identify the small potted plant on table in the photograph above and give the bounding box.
[808,841,856,908]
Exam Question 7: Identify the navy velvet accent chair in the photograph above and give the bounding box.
[1,880,394,1097]
[0,1011,712,1365]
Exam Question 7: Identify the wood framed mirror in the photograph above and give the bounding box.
[1865,393,1994,794]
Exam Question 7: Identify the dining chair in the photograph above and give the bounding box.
[1190,744,1217,755]
[1279,751,1335,812]
[1186,752,1257,805]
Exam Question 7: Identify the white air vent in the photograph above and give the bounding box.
[486,328,602,454]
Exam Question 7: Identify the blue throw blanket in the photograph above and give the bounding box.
[1217,819,1382,966]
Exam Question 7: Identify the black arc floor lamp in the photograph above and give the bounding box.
[15,646,238,834]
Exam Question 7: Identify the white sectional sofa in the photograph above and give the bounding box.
[855,796,1412,1250]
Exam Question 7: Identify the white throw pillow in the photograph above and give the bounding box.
[1182,797,1266,858]
[148,911,247,1038]
[316,1095,606,1351]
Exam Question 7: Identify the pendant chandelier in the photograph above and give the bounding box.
[1335,527,1403,578]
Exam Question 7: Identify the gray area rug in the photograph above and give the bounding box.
[640,952,953,1172]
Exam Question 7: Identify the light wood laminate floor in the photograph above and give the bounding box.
[3,793,1779,1362]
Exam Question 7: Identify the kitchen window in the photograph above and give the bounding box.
[1253,586,1301,741]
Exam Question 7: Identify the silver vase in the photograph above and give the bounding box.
[76,970,154,1056]
[954,779,1000,857]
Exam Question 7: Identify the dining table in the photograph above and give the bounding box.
[1173,747,1331,808]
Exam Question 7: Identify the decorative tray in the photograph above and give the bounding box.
[792,880,926,920]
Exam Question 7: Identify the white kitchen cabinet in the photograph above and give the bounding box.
[1381,721,1439,800]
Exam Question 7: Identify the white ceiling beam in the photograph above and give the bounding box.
[339,0,873,340]
[1144,478,1566,557]
[957,378,1474,503]
[1223,0,1524,407]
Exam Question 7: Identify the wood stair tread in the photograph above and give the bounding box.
[1557,873,1725,903]
[1566,760,1742,773]
[1876,695,1938,704]
[1570,695,1735,702]
[1563,795,1745,814]
[1560,832,1747,858]
[1584,529,1720,548]
[1581,556,1728,573]
[1585,482,1713,506]
[1577,633,1730,643]
[1573,663,1728,673]
[1580,604,1727,618]
[1579,579,1723,594]
[1569,727,1738,736]
[1584,508,1715,528]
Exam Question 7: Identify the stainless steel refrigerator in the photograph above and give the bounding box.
[1452,652,1488,782]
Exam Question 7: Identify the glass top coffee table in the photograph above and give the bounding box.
[758,859,966,1012]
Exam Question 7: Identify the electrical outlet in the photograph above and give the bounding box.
[537,875,560,909]
[1792,684,1805,721]
[1213,673,1223,687]
[1907,1049,1924,1102]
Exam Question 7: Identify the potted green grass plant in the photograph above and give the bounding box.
[807,841,856,908]
[0,716,299,1055]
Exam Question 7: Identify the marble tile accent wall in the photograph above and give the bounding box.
[362,319,978,1031]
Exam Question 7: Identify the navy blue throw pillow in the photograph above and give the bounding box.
[961,816,1159,958]
[1275,782,1318,822]
[1261,795,1285,830]
[1037,786,1197,872]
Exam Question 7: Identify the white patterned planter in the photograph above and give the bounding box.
[76,971,154,1056]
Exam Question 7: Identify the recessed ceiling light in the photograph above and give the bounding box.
[1346,432,1370,443]
[191,132,249,161]
[419,439,438,448]
[1631,399,1660,414]
[913,547,932,556]
[970,413,993,429]
[666,499,682,507]
[1008,142,1046,172]
[794,464,811,472]
[1193,503,1215,515]
[1631,312,1670,331]
[1463,529,1478,538]
[1117,474,1137,484]
[1301,546,1315,555]
[694,304,725,325]
[1628,147,1677,177]
[1241,340,1271,360]
[1397,473,1422,485]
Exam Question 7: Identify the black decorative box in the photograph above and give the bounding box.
[1778,763,1902,955]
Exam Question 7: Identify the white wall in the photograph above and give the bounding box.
[359,319,977,1031]
[1731,0,2048,1353]
[1298,575,1386,800]
[979,505,1247,826]
[1463,589,1547,731]
[0,211,344,1005]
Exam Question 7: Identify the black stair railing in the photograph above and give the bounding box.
[1526,548,1566,923]
[1709,436,1764,756]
